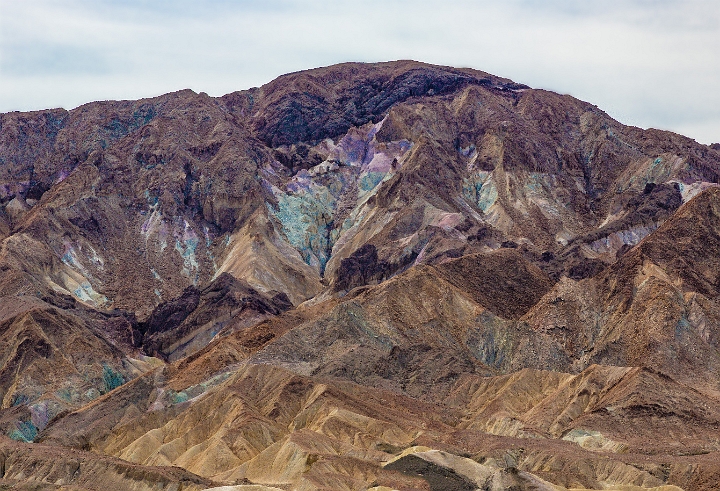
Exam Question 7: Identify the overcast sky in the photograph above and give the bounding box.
[0,0,718,144]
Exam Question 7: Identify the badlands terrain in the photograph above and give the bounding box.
[1,60,720,490]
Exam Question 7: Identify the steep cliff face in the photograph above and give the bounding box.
[1,61,720,490]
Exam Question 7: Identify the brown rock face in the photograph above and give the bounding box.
[1,60,720,489]
[141,272,292,361]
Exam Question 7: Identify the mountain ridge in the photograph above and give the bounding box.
[0,60,720,490]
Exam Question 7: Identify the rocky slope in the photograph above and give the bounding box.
[1,60,720,490]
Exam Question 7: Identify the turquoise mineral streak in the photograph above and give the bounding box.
[269,184,336,272]
[102,364,126,393]
[463,172,497,213]
[8,420,38,442]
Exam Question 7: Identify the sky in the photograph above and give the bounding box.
[0,0,718,144]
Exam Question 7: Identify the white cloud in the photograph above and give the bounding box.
[0,0,717,143]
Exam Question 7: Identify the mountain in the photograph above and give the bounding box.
[0,60,719,490]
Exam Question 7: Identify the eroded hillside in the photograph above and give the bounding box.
[1,61,720,490]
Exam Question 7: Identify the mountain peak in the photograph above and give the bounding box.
[1,62,720,490]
